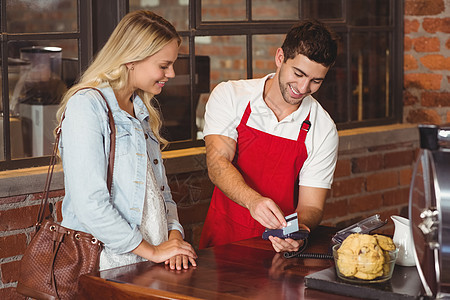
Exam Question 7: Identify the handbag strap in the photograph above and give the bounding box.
[36,87,116,226]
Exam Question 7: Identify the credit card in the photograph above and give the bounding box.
[261,212,308,240]
[283,212,299,235]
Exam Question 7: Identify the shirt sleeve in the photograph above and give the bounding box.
[61,93,143,254]
[164,193,185,238]
[203,81,241,141]
[299,117,339,189]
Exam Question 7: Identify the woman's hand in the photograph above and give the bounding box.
[164,230,197,270]
[132,231,197,269]
[165,253,197,270]
[151,239,197,270]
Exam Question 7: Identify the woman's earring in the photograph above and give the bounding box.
[130,64,134,71]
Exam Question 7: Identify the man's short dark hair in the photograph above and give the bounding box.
[281,20,338,67]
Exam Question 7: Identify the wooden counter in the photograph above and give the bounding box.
[78,226,358,299]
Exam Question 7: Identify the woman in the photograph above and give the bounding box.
[56,10,197,271]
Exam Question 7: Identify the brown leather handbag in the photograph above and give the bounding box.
[16,88,116,300]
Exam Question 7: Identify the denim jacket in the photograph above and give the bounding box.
[59,86,184,254]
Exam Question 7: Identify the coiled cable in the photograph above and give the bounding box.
[283,251,333,259]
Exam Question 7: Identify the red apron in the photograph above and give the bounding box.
[199,101,310,249]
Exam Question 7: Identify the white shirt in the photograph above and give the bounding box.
[203,74,339,189]
[99,153,169,271]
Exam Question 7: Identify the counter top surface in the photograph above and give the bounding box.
[77,226,409,299]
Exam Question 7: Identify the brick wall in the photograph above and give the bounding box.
[0,190,64,299]
[403,0,450,124]
[322,130,418,237]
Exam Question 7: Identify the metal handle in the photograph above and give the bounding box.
[418,208,439,249]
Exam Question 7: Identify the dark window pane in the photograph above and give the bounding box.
[348,0,390,26]
[6,0,78,33]
[0,125,3,160]
[350,32,390,122]
[303,0,344,20]
[156,37,198,142]
[8,40,78,158]
[0,62,3,160]
[0,62,20,159]
[252,0,298,20]
[157,56,196,142]
[315,32,348,124]
[0,63,3,115]
[7,116,25,159]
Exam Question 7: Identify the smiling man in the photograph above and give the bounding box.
[199,20,339,253]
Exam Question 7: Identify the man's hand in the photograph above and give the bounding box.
[268,223,310,252]
[269,236,304,252]
[247,196,287,229]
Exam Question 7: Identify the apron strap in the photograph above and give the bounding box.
[297,111,311,142]
[240,102,252,125]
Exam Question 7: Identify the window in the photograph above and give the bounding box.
[0,0,91,170]
[130,0,404,139]
[0,0,403,170]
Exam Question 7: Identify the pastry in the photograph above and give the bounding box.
[374,234,396,251]
[336,233,395,280]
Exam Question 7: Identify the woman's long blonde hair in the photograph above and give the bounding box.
[57,10,181,146]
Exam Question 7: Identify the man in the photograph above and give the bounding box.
[199,20,339,253]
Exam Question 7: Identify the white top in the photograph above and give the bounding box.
[99,157,168,271]
[203,74,339,189]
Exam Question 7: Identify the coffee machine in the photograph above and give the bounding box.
[11,46,66,157]
[409,124,450,298]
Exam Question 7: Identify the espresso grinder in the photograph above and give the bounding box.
[409,124,450,298]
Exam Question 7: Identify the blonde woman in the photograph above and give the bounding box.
[57,10,197,271]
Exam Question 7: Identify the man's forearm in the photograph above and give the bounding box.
[295,186,328,231]
[297,206,324,231]
[207,155,261,209]
[205,135,287,229]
